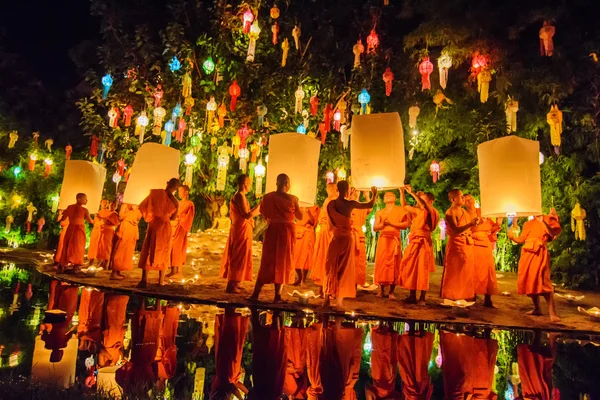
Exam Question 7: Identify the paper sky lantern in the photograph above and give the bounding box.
[31,335,78,388]
[58,160,107,212]
[123,143,180,205]
[96,366,122,399]
[265,133,321,206]
[351,112,406,190]
[477,136,542,217]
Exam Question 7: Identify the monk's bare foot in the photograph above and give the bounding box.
[526,309,542,316]
[225,285,241,294]
[550,314,561,323]
[136,280,148,289]
[110,273,125,281]
[273,297,287,304]
[165,271,176,278]
[417,300,427,306]
[484,301,497,309]
[170,273,184,281]
[404,296,417,304]
[389,293,396,300]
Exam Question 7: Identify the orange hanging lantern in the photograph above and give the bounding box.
[270,5,280,45]
[217,103,227,128]
[382,67,394,96]
[44,158,53,178]
[430,160,440,183]
[419,57,434,91]
[28,153,37,171]
[242,9,254,34]
[366,29,379,54]
[229,80,241,112]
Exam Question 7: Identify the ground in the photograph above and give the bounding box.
[3,229,600,333]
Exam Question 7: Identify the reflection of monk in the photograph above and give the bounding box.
[53,210,69,265]
[366,325,400,399]
[40,280,79,363]
[306,322,324,400]
[250,174,302,303]
[137,178,180,288]
[96,201,120,268]
[283,318,308,398]
[168,185,195,279]
[111,204,141,279]
[517,333,555,400]
[311,183,337,287]
[471,335,498,399]
[350,189,372,287]
[293,205,319,286]
[397,329,434,400]
[58,194,94,273]
[77,287,105,351]
[88,199,108,263]
[440,331,473,399]
[98,294,129,367]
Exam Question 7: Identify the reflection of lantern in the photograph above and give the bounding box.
[184,152,197,187]
[353,40,364,68]
[239,148,250,172]
[96,367,122,399]
[254,159,266,196]
[265,133,321,206]
[136,112,149,143]
[101,74,113,99]
[203,57,215,74]
[326,171,335,184]
[28,153,37,171]
[430,160,440,183]
[337,167,347,181]
[437,53,453,89]
[247,21,261,62]
[419,57,434,91]
[366,29,379,54]
[243,9,254,34]
[383,68,394,96]
[351,112,406,190]
[358,89,370,115]
[295,85,305,114]
[207,96,217,124]
[44,158,53,178]
[123,105,134,126]
[58,160,107,211]
[477,136,542,217]
[216,147,230,191]
[229,80,241,112]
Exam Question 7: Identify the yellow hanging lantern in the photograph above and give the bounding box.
[184,152,197,188]
[571,202,586,240]
[247,20,261,62]
[281,38,290,67]
[206,96,217,125]
[216,146,230,191]
[135,112,149,143]
[182,72,192,98]
[477,69,492,103]
[254,159,266,197]
[547,105,563,154]
[337,166,347,181]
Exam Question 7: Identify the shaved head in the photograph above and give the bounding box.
[337,180,349,197]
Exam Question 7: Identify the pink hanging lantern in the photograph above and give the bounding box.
[419,57,434,91]
[123,105,134,126]
[382,67,394,96]
[238,124,250,148]
[326,171,335,184]
[117,158,126,175]
[242,9,254,34]
[366,29,379,54]
[430,160,440,183]
[333,109,342,131]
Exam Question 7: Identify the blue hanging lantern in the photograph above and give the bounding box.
[169,56,182,72]
[164,120,174,146]
[101,74,113,99]
[13,166,22,178]
[358,89,370,114]
[172,103,183,122]
[296,123,306,134]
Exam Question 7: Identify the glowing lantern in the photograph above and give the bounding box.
[539,21,555,57]
[438,53,453,89]
[351,112,406,190]
[153,85,164,106]
[229,80,241,112]
[547,105,563,154]
[13,165,21,177]
[135,112,149,143]
[383,68,394,96]
[169,56,182,72]
[270,5,280,19]
[58,160,107,211]
[101,74,113,99]
[242,9,254,34]
[190,134,201,148]
[472,54,487,70]
[28,153,37,171]
[26,203,37,233]
[477,69,492,103]
[254,159,266,196]
[182,73,192,98]
[123,104,134,126]
[123,143,180,205]
[366,29,379,54]
[172,103,182,122]
[257,105,267,126]
[217,103,227,127]
[184,96,195,115]
[51,194,59,213]
[430,160,440,183]
[5,215,13,233]
[8,131,18,148]
[295,85,305,114]
[266,133,322,206]
[176,119,186,142]
[323,103,333,135]
[247,21,261,62]
[184,152,197,188]
[90,135,100,157]
[112,171,121,193]
[44,158,53,178]
[477,136,542,217]
[239,148,250,172]
[408,105,420,129]
[309,94,319,116]
[333,109,342,131]
[281,38,290,67]
[338,98,347,124]
[419,57,434,91]
[337,166,347,181]
[353,40,364,69]
[292,25,301,50]
[505,98,519,133]
[438,219,447,241]
[358,89,370,115]
[326,171,335,184]
[238,125,250,149]
[153,106,167,135]
[202,57,215,74]
[539,152,545,165]
[216,146,230,191]
[271,22,279,45]
[162,120,173,146]
[297,123,307,134]
[108,107,119,128]
[571,203,586,240]
[207,96,217,124]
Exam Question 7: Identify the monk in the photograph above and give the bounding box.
[350,189,372,287]
[464,194,501,307]
[53,210,69,266]
[366,323,401,399]
[98,294,129,367]
[400,186,440,304]
[168,184,195,280]
[311,183,338,287]
[221,174,260,293]
[96,201,120,269]
[508,209,562,322]
[58,193,94,273]
[293,205,319,286]
[137,178,180,288]
[77,287,105,351]
[305,322,324,400]
[373,191,409,299]
[110,204,142,279]
[397,325,434,400]
[441,189,480,301]
[283,315,308,398]
[87,199,108,264]
[250,174,302,303]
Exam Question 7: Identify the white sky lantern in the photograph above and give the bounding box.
[58,160,106,212]
[97,366,122,398]
[31,335,78,388]
[351,112,406,190]
[265,133,321,206]
[477,136,542,217]
[123,142,180,205]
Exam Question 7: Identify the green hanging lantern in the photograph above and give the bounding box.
[202,57,215,74]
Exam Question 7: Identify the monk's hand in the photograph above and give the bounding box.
[370,186,378,197]
[472,217,481,226]
[405,185,413,194]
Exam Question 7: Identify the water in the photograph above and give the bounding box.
[0,260,599,400]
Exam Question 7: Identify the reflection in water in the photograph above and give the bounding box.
[0,266,599,399]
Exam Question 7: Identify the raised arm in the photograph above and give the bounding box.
[445,209,478,235]
[508,220,530,244]
[352,186,378,210]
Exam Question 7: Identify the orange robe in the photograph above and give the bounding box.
[311,200,333,284]
[257,192,297,285]
[322,325,362,400]
[250,322,287,399]
[294,206,319,271]
[471,337,499,399]
[59,204,88,266]
[323,201,357,300]
[138,189,178,271]
[156,307,179,379]
[87,213,103,260]
[512,216,561,295]
[112,208,142,271]
[99,294,129,367]
[441,208,475,300]
[401,207,440,291]
[54,218,69,263]
[306,323,324,400]
[96,209,120,261]
[171,199,195,267]
[220,197,254,282]
[211,313,250,397]
[77,288,105,343]
[369,327,399,399]
[42,281,78,362]
[440,332,474,400]
[472,218,500,295]
[374,207,408,285]
[284,327,308,398]
[351,208,370,285]
[517,344,554,400]
[397,332,434,400]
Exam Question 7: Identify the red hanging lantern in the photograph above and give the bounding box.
[242,9,254,34]
[319,123,327,144]
[472,54,488,70]
[383,67,394,96]
[272,22,279,45]
[323,103,333,133]
[366,29,379,54]
[310,94,319,116]
[229,80,241,112]
[238,124,250,148]
[430,160,440,183]
[65,144,72,160]
[177,119,186,142]
[333,109,342,131]
[123,105,134,126]
[117,158,126,175]
[44,158,53,178]
[90,135,99,157]
[419,57,434,91]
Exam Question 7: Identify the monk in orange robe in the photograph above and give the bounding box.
[517,332,556,400]
[155,306,180,381]
[293,205,319,286]
[250,174,302,303]
[137,178,180,288]
[77,287,105,351]
[168,184,195,279]
[508,209,562,322]
[397,327,434,400]
[440,331,474,399]
[366,324,401,399]
[464,194,502,307]
[471,334,499,399]
[323,181,377,309]
[306,322,323,400]
[211,308,250,398]
[350,189,372,287]
[53,210,69,265]
[374,192,409,299]
[441,189,480,301]
[40,281,79,363]
[248,309,287,400]
[98,294,129,367]
[311,183,338,286]
[221,174,260,293]
[58,193,94,273]
[283,317,308,398]
[87,199,108,264]
[400,186,440,304]
[96,201,120,269]
[110,204,142,279]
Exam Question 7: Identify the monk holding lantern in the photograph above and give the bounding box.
[58,193,94,273]
[311,183,338,287]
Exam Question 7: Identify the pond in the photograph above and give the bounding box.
[0,260,598,400]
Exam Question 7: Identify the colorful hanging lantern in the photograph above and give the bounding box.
[326,171,335,184]
[229,80,241,112]
[539,21,555,57]
[26,202,37,233]
[472,54,488,70]
[37,217,45,233]
[366,29,379,54]
[238,124,250,148]
[190,133,201,149]
[323,104,333,134]
[172,103,182,122]
[207,96,217,124]
[242,9,254,34]
[292,25,301,51]
[295,85,305,114]
[430,160,440,183]
[28,153,37,171]
[101,74,113,99]
[8,131,18,148]
[182,72,192,98]
[184,152,197,188]
[309,93,319,116]
[281,38,290,67]
[257,105,268,126]
[539,152,545,165]
[164,120,174,146]
[254,159,266,196]
[419,57,434,91]
[216,146,230,191]
[12,166,21,178]
[117,158,125,176]
[337,166,347,181]
[239,148,250,172]
[408,105,420,129]
[153,85,164,107]
[98,143,107,164]
[112,171,122,193]
[571,203,586,240]
[338,98,347,124]
[270,5,280,19]
[297,123,307,134]
[358,89,370,114]
[169,56,182,72]
[44,158,53,178]
[108,107,119,128]
[382,67,394,96]
[45,138,53,152]
[477,69,492,103]
[32,131,40,146]
[547,105,563,154]
[353,39,365,69]
[184,97,195,116]
[333,109,342,131]
[65,145,72,160]
[438,53,453,89]
[247,21,261,62]
[271,22,280,45]
[136,112,149,143]
[123,105,134,127]
[505,98,519,133]
[153,106,167,135]
[4,215,13,233]
[202,57,215,74]
[90,135,99,157]
[176,119,186,142]
[217,103,227,128]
